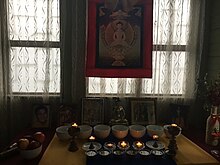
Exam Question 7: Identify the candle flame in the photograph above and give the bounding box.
[107,143,113,147]
[153,135,158,140]
[72,123,78,127]
[171,124,177,127]
[120,141,127,148]
[89,136,95,140]
[136,141,143,148]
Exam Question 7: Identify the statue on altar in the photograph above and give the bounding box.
[109,97,128,125]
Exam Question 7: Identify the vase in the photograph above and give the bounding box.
[205,106,220,146]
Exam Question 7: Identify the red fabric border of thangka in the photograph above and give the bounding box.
[86,0,153,78]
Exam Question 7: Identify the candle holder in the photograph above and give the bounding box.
[117,141,130,151]
[146,138,165,150]
[152,135,159,148]
[133,141,145,150]
[166,124,181,157]
[68,123,80,152]
[104,141,116,153]
[88,136,96,150]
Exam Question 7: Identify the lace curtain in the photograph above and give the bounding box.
[8,0,60,97]
[0,0,60,145]
[86,0,204,101]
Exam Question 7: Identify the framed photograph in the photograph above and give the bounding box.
[58,105,75,126]
[32,104,50,128]
[130,98,156,125]
[82,98,104,126]
[86,0,153,78]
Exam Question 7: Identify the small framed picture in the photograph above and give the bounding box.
[32,104,50,128]
[130,98,157,125]
[82,98,104,126]
[58,105,74,126]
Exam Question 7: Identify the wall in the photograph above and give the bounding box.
[207,0,220,78]
[191,0,220,130]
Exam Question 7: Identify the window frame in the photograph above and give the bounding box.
[8,0,61,95]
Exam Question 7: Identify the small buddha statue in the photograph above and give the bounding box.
[109,97,128,125]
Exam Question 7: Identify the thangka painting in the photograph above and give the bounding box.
[86,0,153,78]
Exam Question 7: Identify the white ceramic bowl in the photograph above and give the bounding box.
[163,124,182,138]
[56,125,72,141]
[112,125,129,139]
[93,124,111,139]
[129,124,146,139]
[78,125,93,139]
[146,125,164,137]
[20,144,42,159]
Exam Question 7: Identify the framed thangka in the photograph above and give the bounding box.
[82,98,104,126]
[86,0,153,78]
[130,98,156,125]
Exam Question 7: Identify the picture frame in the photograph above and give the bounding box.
[82,98,104,126]
[169,103,190,129]
[86,0,153,78]
[32,104,50,128]
[130,98,156,125]
[58,105,75,126]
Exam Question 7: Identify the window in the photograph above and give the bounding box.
[8,0,60,94]
[87,0,196,98]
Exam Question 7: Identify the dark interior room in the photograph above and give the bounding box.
[0,0,220,164]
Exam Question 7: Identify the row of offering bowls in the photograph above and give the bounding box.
[85,148,164,158]
[84,140,165,158]
[56,124,182,141]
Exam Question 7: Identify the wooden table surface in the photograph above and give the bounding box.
[39,134,219,165]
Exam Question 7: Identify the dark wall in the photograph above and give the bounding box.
[189,0,220,130]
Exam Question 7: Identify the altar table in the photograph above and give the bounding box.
[38,134,219,165]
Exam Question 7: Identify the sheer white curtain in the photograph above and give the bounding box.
[0,0,60,145]
[86,0,203,101]
[8,0,60,97]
